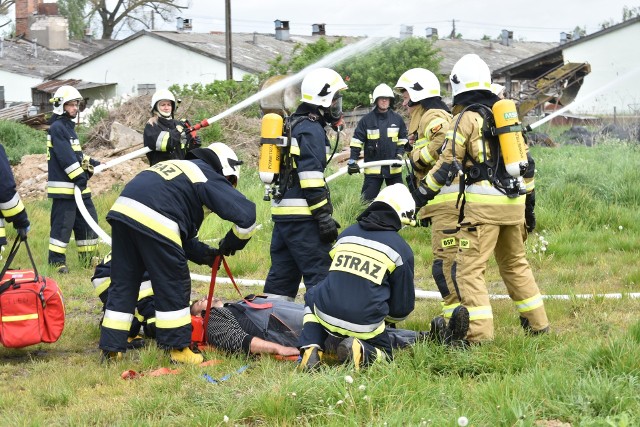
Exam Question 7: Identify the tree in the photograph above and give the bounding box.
[0,0,14,30]
[87,0,187,39]
[58,0,89,39]
[622,5,640,20]
[334,37,442,110]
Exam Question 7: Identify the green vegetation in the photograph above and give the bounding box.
[0,120,47,164]
[1,140,639,425]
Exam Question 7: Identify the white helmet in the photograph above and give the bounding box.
[50,85,83,115]
[372,184,416,226]
[150,89,177,117]
[394,68,441,102]
[372,83,395,106]
[186,142,242,186]
[449,54,492,97]
[300,68,348,108]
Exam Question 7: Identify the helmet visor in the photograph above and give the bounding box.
[328,93,343,120]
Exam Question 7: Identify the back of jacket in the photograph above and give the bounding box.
[270,107,331,222]
[306,223,415,332]
[107,159,256,248]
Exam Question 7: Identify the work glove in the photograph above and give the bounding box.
[317,214,340,244]
[81,156,95,179]
[525,190,536,233]
[189,135,202,150]
[391,155,403,168]
[218,238,236,257]
[411,185,435,209]
[347,160,360,175]
[418,218,432,228]
[17,225,30,240]
[201,246,220,267]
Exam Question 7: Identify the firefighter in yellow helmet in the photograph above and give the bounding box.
[395,68,459,335]
[412,54,548,345]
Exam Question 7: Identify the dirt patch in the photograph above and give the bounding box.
[12,148,150,201]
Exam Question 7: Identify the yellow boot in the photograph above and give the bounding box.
[169,347,204,365]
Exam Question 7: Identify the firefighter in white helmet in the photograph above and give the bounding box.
[46,85,100,274]
[298,184,469,370]
[395,68,458,334]
[144,88,201,166]
[412,54,548,346]
[347,83,408,202]
[99,142,257,364]
[262,68,347,300]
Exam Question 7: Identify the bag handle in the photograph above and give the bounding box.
[0,237,40,282]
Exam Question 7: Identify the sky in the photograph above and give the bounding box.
[154,0,638,42]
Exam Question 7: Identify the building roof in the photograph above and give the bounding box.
[47,29,557,81]
[0,37,115,78]
[493,16,640,79]
[48,30,363,79]
[432,38,558,76]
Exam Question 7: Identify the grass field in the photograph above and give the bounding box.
[1,140,639,426]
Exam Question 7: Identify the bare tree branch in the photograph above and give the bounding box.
[87,0,187,39]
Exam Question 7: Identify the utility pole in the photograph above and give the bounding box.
[151,11,155,30]
[225,0,233,80]
[449,19,456,39]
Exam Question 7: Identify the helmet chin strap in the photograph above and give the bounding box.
[157,109,172,118]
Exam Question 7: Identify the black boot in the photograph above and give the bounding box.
[444,306,469,348]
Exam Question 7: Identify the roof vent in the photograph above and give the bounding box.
[275,19,290,41]
[500,29,513,46]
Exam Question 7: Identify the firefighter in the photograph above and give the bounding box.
[1,143,30,254]
[92,252,155,348]
[143,89,201,166]
[262,68,347,300]
[395,68,459,333]
[412,54,549,345]
[46,85,100,274]
[347,83,408,202]
[99,142,257,364]
[298,184,470,370]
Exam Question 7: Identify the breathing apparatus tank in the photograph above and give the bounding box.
[259,113,285,201]
[492,99,528,178]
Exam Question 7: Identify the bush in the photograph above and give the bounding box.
[0,120,48,164]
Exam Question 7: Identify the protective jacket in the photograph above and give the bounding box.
[107,159,257,252]
[270,103,333,223]
[350,108,408,177]
[47,114,99,199]
[422,107,527,225]
[0,144,29,246]
[304,207,415,340]
[143,117,195,165]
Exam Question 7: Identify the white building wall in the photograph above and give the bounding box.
[0,70,42,103]
[54,36,250,97]
[564,22,640,115]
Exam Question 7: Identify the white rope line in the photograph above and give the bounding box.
[189,274,640,301]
